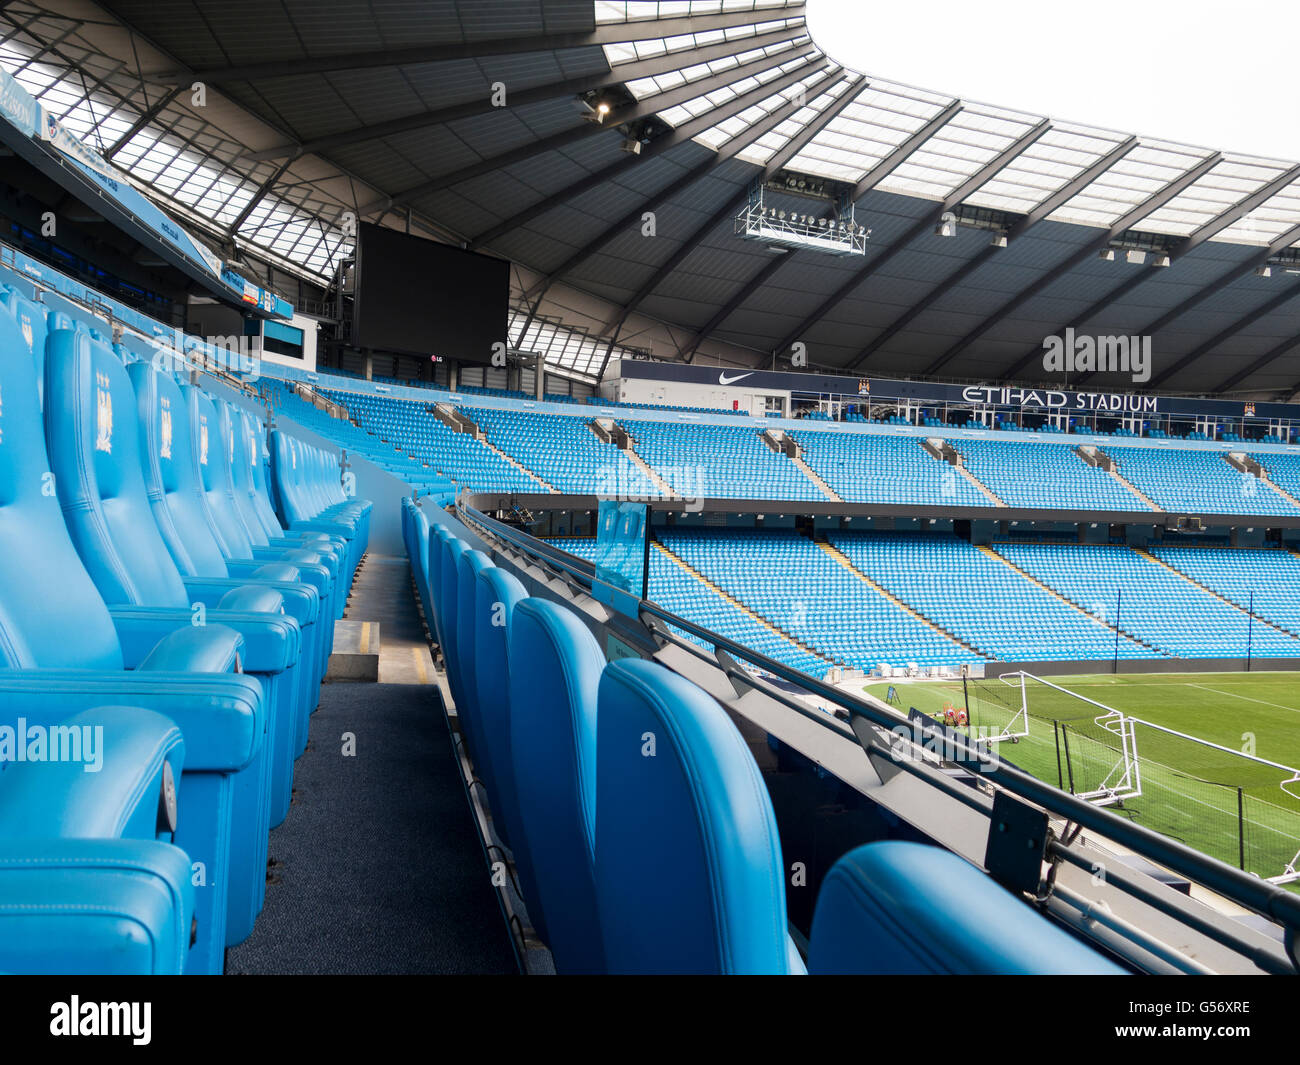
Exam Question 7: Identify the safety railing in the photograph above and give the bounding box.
[454,497,1300,973]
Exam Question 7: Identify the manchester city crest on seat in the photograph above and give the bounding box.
[160,396,173,460]
[94,370,112,453]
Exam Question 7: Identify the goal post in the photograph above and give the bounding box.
[961,669,1030,746]
[1010,671,1300,880]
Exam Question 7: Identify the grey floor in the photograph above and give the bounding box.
[226,555,517,975]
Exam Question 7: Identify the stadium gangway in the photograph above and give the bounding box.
[456,499,1300,975]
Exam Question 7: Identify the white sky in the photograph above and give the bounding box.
[808,0,1300,163]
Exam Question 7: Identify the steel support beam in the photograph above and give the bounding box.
[241,26,811,162]
[1148,281,1300,389]
[850,138,1142,369]
[510,70,854,316]
[682,251,793,360]
[226,154,299,234]
[1009,136,1140,238]
[359,46,818,215]
[102,83,185,159]
[772,118,1050,359]
[1177,164,1300,259]
[1004,221,1300,382]
[165,6,808,83]
[924,151,1224,376]
[850,101,963,202]
[462,56,829,251]
[54,57,127,120]
[1216,332,1300,394]
[554,72,863,359]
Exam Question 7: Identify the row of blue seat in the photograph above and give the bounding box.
[402,501,1121,974]
[0,294,371,974]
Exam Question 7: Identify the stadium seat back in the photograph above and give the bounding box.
[437,534,468,704]
[472,565,528,850]
[453,548,492,753]
[0,316,123,669]
[187,386,256,559]
[1,287,49,409]
[127,360,230,577]
[43,328,189,609]
[808,841,1125,975]
[594,657,793,974]
[508,598,606,973]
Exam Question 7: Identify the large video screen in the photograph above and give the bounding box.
[353,223,507,364]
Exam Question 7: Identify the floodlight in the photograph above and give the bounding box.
[1126,249,1146,265]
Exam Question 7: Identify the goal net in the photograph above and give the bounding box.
[1011,671,1300,880]
[961,670,1030,746]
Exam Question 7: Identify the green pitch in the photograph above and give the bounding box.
[864,671,1300,881]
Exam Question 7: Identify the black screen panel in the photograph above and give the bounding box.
[354,223,507,364]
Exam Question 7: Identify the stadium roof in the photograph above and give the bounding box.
[4,0,1300,397]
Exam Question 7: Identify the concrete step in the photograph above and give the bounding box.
[327,619,381,681]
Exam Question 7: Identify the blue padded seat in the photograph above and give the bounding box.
[0,286,49,408]
[472,565,528,853]
[427,524,452,652]
[508,598,605,973]
[40,326,301,949]
[453,548,492,762]
[0,838,195,974]
[221,401,347,623]
[437,534,469,708]
[129,360,327,723]
[0,309,264,973]
[187,387,340,629]
[807,841,1125,975]
[250,416,362,585]
[594,658,799,974]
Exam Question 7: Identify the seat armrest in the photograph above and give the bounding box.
[228,561,299,583]
[109,610,239,671]
[250,548,333,584]
[0,706,183,842]
[0,670,262,772]
[288,519,355,539]
[0,838,194,975]
[110,606,298,675]
[181,576,318,625]
[216,585,285,616]
[135,623,243,674]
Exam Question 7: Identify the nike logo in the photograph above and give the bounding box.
[718,372,752,385]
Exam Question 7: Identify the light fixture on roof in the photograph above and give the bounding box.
[580,97,613,123]
[989,231,1008,248]
[1256,265,1273,277]
[935,217,956,237]
[1098,248,1116,261]
[1126,249,1146,265]
[1151,251,1171,268]
[620,136,642,155]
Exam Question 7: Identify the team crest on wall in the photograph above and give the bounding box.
[94,371,113,453]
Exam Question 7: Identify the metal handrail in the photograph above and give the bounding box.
[455,500,1300,956]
